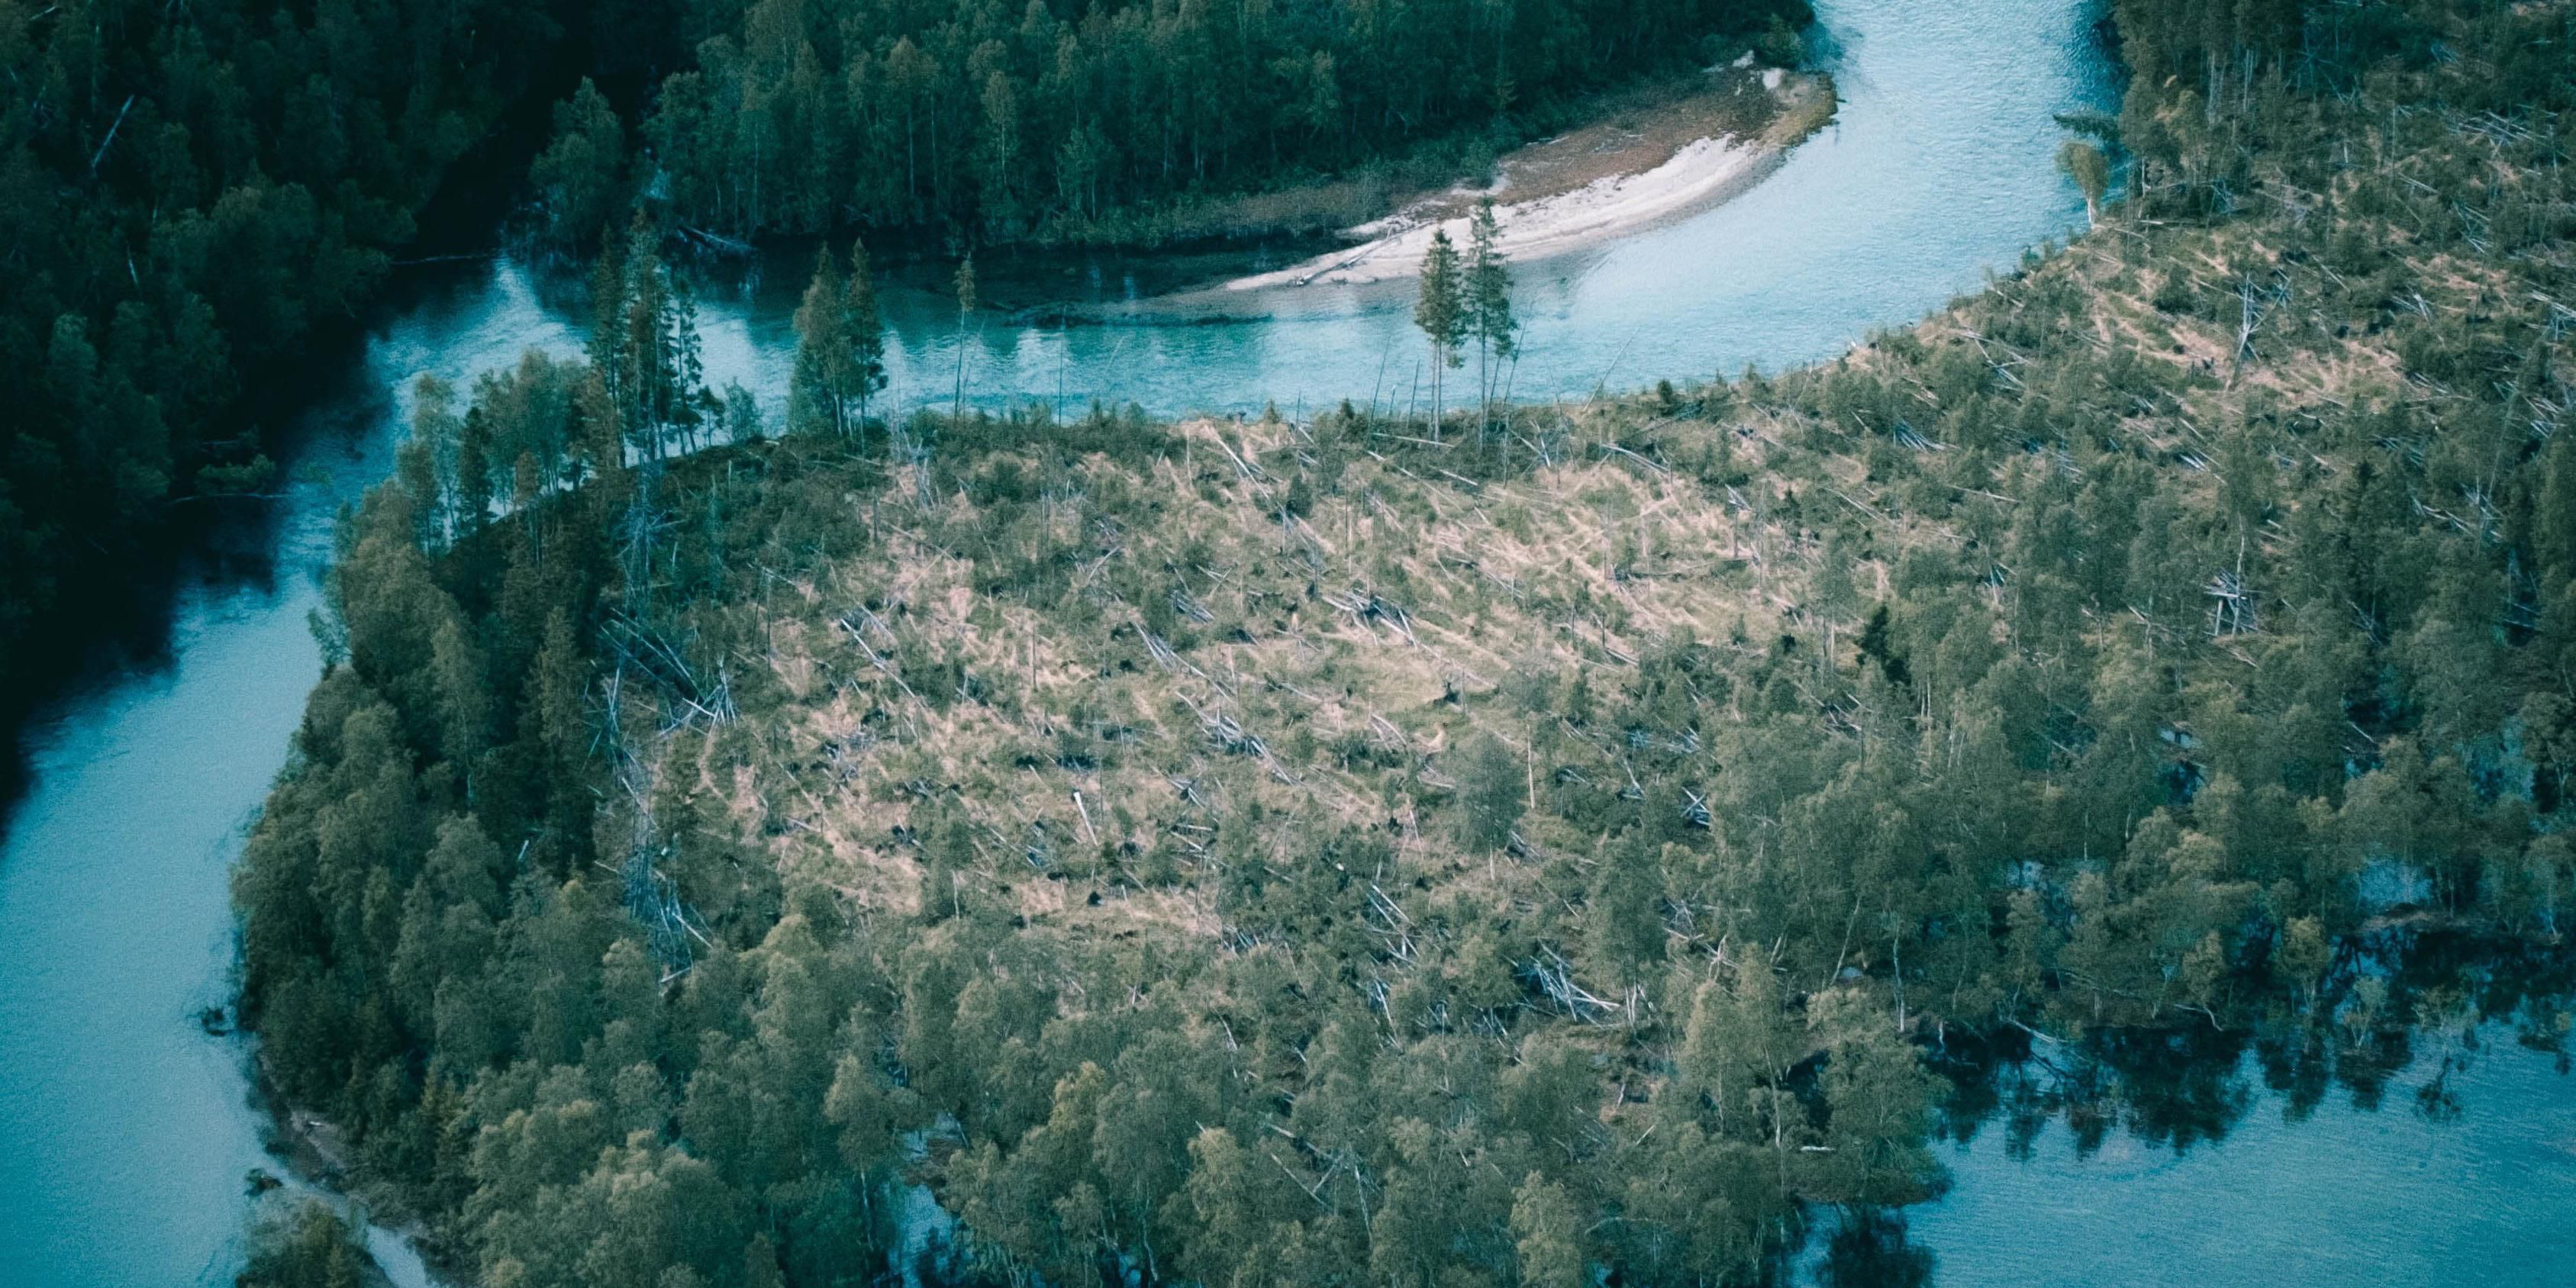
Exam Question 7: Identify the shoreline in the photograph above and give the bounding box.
[247,1047,453,1288]
[1222,66,1834,292]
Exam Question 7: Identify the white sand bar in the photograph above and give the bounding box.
[1225,134,1771,291]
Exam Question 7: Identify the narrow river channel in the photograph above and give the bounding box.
[0,0,2566,1285]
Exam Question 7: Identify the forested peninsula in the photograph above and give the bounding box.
[227,0,2576,1285]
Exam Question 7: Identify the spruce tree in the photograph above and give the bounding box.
[609,217,682,461]
[1452,732,1525,851]
[585,226,628,407]
[669,273,707,452]
[790,240,892,444]
[953,254,978,420]
[843,238,889,430]
[789,246,853,438]
[1465,199,1518,430]
[455,406,495,533]
[1414,229,1464,440]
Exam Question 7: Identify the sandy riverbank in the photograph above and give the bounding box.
[1224,65,1832,291]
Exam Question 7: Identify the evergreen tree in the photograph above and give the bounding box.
[616,224,675,460]
[1466,200,1520,428]
[843,240,890,430]
[1588,836,1666,1009]
[790,247,854,439]
[1453,732,1526,851]
[401,377,460,551]
[669,274,708,453]
[236,1198,373,1288]
[456,406,496,535]
[593,216,711,462]
[790,242,891,443]
[953,255,979,420]
[1414,230,1465,440]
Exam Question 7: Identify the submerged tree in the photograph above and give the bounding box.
[1415,229,1465,439]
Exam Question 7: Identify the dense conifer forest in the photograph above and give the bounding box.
[0,0,1797,704]
[529,0,1812,246]
[227,0,2574,1283]
[0,0,621,691]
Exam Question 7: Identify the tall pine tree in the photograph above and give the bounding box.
[788,240,891,443]
[1414,230,1465,440]
[1466,200,1519,433]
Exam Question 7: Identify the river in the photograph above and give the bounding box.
[1899,1026,2576,1287]
[0,0,2568,1285]
[691,0,2123,417]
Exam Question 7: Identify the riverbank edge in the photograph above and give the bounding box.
[987,34,1814,254]
[1218,66,1833,293]
[243,1045,460,1288]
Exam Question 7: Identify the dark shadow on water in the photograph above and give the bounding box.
[1814,1209,1936,1288]
[0,475,309,830]
[679,229,1346,330]
[0,256,498,845]
[1923,926,2574,1176]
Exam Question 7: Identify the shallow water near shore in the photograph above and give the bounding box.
[2,1,2569,1285]
[1798,1003,2576,1287]
[0,267,575,1288]
[1923,1043,2576,1288]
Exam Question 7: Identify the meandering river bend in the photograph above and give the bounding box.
[2,0,2569,1285]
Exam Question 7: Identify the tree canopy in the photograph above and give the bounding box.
[231,0,2576,1285]
[578,0,1813,243]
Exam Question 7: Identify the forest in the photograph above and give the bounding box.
[227,0,2576,1285]
[0,0,598,694]
[533,0,1812,246]
[0,0,1800,716]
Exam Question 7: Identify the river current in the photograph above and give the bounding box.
[1,0,2568,1285]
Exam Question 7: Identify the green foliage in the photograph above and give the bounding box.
[0,0,579,687]
[1416,228,1467,435]
[530,80,630,252]
[236,1198,377,1288]
[593,220,715,462]
[233,3,2576,1286]
[623,0,1812,241]
[1451,733,1526,852]
[2056,137,2110,224]
[787,241,888,441]
[1467,199,1520,425]
[1510,1171,1585,1288]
